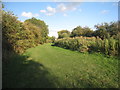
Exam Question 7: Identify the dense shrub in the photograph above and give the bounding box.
[2,10,48,54]
[104,39,109,55]
[108,38,117,56]
[54,36,119,56]
[78,45,89,53]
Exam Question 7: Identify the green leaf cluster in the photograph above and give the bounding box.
[2,10,48,54]
[54,36,120,57]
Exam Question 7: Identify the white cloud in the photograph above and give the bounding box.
[40,6,56,16]
[57,3,79,12]
[46,6,56,15]
[57,3,67,12]
[40,10,46,13]
[101,10,109,14]
[47,6,56,13]
[73,7,77,11]
[40,2,80,16]
[63,13,67,16]
[21,12,39,18]
[21,12,32,18]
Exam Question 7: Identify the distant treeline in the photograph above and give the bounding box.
[55,21,120,57]
[57,21,120,40]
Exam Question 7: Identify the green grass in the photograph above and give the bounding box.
[3,43,119,88]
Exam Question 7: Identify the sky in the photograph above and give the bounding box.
[3,1,118,37]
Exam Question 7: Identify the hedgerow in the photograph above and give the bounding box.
[2,10,48,54]
[54,36,119,57]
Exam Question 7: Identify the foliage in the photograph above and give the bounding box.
[2,10,48,54]
[54,36,119,56]
[82,27,94,37]
[55,21,119,57]
[58,30,70,39]
[46,36,56,43]
[2,11,24,53]
[93,22,119,39]
[69,22,119,40]
[71,26,84,37]
[71,26,93,37]
[25,17,49,43]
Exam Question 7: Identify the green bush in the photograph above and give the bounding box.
[104,39,109,55]
[2,10,48,55]
[54,36,119,57]
[108,37,117,56]
[78,45,89,53]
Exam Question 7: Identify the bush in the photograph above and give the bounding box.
[2,10,48,57]
[54,36,119,57]
[78,45,89,53]
[108,38,117,56]
[104,39,109,55]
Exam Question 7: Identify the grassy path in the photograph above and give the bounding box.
[3,43,118,88]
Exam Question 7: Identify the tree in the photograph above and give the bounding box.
[71,26,84,37]
[93,22,119,39]
[23,22,42,44]
[82,27,94,37]
[2,10,49,53]
[93,25,108,39]
[2,11,23,51]
[107,22,119,36]
[51,36,56,43]
[46,36,56,43]
[25,17,49,43]
[58,30,70,38]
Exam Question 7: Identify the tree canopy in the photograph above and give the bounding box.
[25,17,49,43]
[58,30,70,39]
[2,10,49,53]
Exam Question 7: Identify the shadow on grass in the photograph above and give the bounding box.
[3,53,59,88]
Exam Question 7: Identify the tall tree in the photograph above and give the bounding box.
[93,22,119,39]
[25,17,49,43]
[71,26,84,37]
[82,27,93,37]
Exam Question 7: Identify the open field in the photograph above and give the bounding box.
[3,43,118,88]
